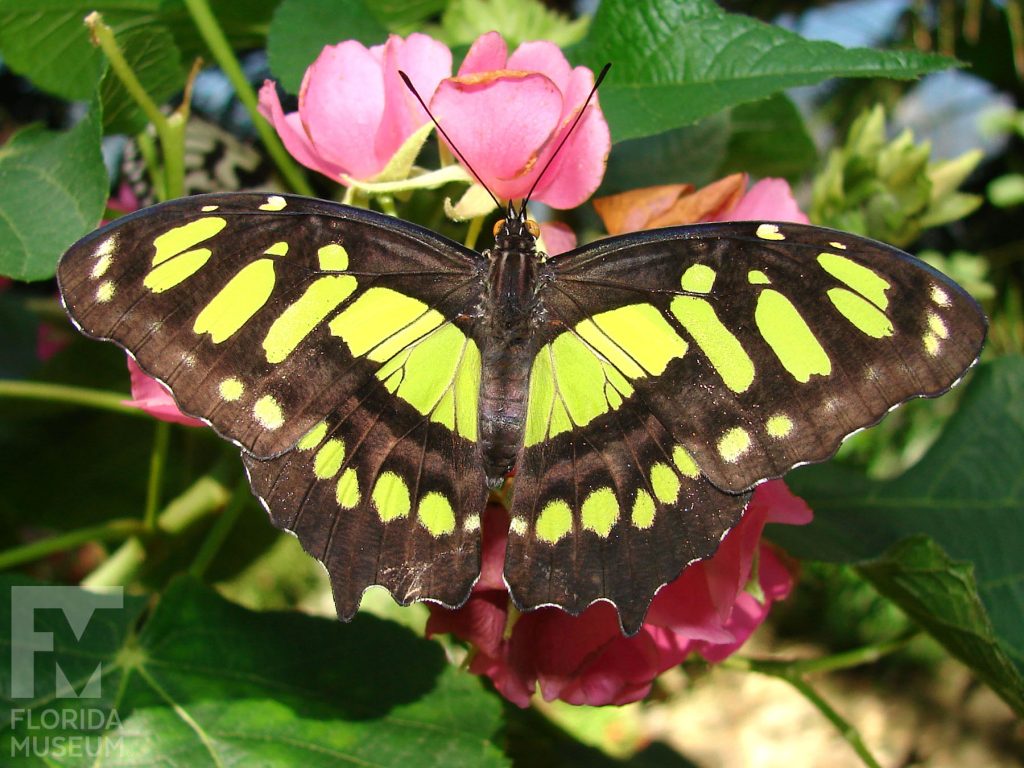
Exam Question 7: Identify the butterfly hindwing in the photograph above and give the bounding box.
[502,220,985,628]
[58,191,489,611]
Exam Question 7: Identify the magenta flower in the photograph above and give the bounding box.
[259,34,452,183]
[124,357,204,427]
[429,32,610,208]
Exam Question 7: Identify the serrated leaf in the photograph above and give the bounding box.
[0,0,164,101]
[100,25,185,135]
[771,357,1024,715]
[0,576,508,767]
[859,536,1024,716]
[569,0,955,143]
[0,107,107,282]
[267,0,389,92]
[717,94,817,180]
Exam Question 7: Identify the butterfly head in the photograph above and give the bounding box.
[492,201,541,255]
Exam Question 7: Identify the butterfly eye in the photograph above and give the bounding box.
[493,219,506,237]
[526,220,541,237]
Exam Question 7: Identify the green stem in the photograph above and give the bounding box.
[144,422,171,531]
[87,13,184,201]
[0,519,147,572]
[465,215,485,250]
[728,633,917,677]
[188,479,248,580]
[181,0,314,196]
[782,676,883,768]
[83,469,234,588]
[0,380,143,418]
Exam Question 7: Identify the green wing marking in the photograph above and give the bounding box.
[58,192,488,615]
[505,221,985,630]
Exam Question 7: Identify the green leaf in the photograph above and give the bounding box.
[159,0,281,63]
[100,25,185,135]
[569,0,955,143]
[0,576,508,767]
[771,357,1024,715]
[599,93,815,195]
[368,0,448,32]
[0,107,107,282]
[267,0,389,92]
[0,0,164,101]
[429,0,589,49]
[859,536,1024,716]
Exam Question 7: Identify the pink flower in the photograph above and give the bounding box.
[259,34,452,183]
[124,357,205,427]
[429,32,610,208]
[427,483,811,707]
[725,177,810,225]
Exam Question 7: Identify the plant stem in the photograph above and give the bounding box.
[728,632,917,677]
[144,422,171,532]
[782,675,883,768]
[181,0,314,196]
[465,215,484,250]
[188,479,248,580]
[0,380,143,417]
[0,519,147,572]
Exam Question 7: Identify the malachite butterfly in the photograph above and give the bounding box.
[57,191,986,633]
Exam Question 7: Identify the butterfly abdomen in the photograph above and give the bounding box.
[479,232,546,488]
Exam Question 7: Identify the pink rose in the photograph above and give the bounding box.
[259,33,452,183]
[124,357,205,427]
[430,32,610,208]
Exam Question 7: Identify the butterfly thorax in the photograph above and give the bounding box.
[478,220,548,488]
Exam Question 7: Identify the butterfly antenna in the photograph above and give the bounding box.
[398,70,503,211]
[522,62,610,209]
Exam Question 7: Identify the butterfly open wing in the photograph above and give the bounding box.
[504,221,986,632]
[58,192,490,616]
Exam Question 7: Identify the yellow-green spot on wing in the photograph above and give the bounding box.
[817,252,890,310]
[329,287,444,361]
[581,487,619,537]
[263,275,358,363]
[650,463,680,504]
[152,217,226,266]
[524,347,556,447]
[418,492,455,537]
[535,499,572,544]
[96,281,116,303]
[766,413,794,438]
[253,395,284,430]
[259,195,287,211]
[550,333,608,427]
[748,270,771,285]
[631,490,656,529]
[297,421,328,450]
[754,289,832,383]
[372,471,411,522]
[927,312,949,339]
[336,468,360,509]
[670,296,755,393]
[672,445,699,478]
[827,288,894,338]
[574,303,687,378]
[680,264,716,294]
[218,377,244,402]
[194,259,276,342]
[318,243,349,271]
[264,241,289,257]
[453,340,481,441]
[143,249,213,293]
[718,427,752,462]
[756,223,784,240]
[313,438,345,479]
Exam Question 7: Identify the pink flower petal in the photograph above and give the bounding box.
[124,357,205,427]
[507,40,573,93]
[725,178,810,224]
[300,41,388,179]
[458,31,508,75]
[431,71,563,198]
[378,33,452,161]
[539,221,576,256]
[258,80,346,180]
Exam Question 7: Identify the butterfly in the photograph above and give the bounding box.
[56,191,987,633]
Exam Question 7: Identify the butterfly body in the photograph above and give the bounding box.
[57,192,986,633]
